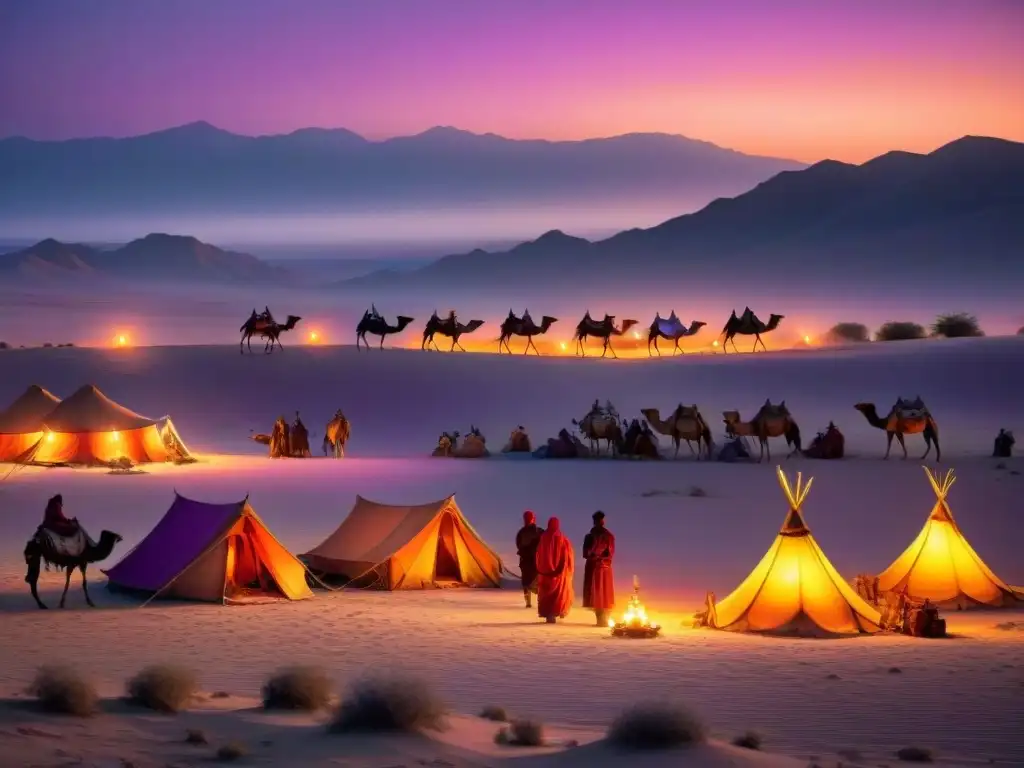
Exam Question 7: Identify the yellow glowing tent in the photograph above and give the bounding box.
[302,494,504,589]
[0,385,61,462]
[705,468,882,637]
[876,467,1024,609]
[104,493,314,605]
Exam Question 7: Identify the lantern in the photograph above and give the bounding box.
[609,575,661,638]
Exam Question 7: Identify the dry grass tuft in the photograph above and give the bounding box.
[28,665,99,717]
[185,729,208,745]
[607,701,706,750]
[216,742,247,761]
[126,664,198,713]
[732,731,762,750]
[896,745,935,762]
[495,718,544,746]
[479,705,508,722]
[328,674,447,734]
[262,665,333,711]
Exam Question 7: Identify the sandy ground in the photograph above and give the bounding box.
[1,338,1023,766]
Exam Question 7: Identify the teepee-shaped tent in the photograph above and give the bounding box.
[0,385,61,462]
[876,467,1024,609]
[104,492,313,604]
[705,467,882,636]
[302,494,504,589]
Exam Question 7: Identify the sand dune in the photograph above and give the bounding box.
[1,337,1022,766]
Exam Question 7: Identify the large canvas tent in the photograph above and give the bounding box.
[29,384,187,465]
[876,467,1024,609]
[0,385,61,462]
[302,494,504,589]
[702,468,882,637]
[104,492,313,604]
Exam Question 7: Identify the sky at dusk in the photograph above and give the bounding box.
[1,0,1022,163]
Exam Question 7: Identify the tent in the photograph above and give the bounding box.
[876,467,1024,609]
[104,492,313,604]
[302,494,504,589]
[703,468,882,636]
[31,384,181,465]
[0,385,61,462]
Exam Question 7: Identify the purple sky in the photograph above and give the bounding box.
[1,0,1022,162]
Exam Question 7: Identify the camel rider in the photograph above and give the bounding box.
[446,309,458,329]
[522,308,535,330]
[370,304,383,321]
[42,494,80,538]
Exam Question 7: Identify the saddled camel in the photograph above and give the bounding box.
[323,411,351,458]
[723,399,802,462]
[854,400,940,461]
[641,405,714,459]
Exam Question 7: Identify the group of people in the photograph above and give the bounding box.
[269,411,311,458]
[515,510,616,626]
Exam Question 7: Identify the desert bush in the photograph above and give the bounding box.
[262,665,333,711]
[607,701,706,750]
[185,729,208,745]
[42,342,53,348]
[688,486,708,498]
[479,705,508,721]
[826,322,869,343]
[28,665,99,717]
[732,731,762,750]
[328,674,447,733]
[495,718,545,747]
[126,664,198,713]
[875,321,926,342]
[216,742,247,761]
[931,312,983,338]
[896,745,935,762]
[0,341,8,349]
[1018,326,1024,335]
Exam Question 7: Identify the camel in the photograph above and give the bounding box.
[641,405,714,459]
[432,431,460,457]
[573,407,623,455]
[573,312,639,358]
[24,528,122,609]
[421,311,485,351]
[502,426,532,453]
[246,315,301,354]
[453,425,489,458]
[722,399,802,462]
[854,401,940,461]
[497,310,559,355]
[356,308,415,350]
[803,422,845,460]
[720,307,784,353]
[647,313,707,356]
[322,410,351,458]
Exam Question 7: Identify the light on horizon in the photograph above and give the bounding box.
[309,330,321,344]
[114,333,129,347]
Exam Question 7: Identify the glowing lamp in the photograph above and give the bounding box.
[632,331,641,339]
[45,431,55,443]
[309,330,320,343]
[712,340,719,347]
[114,334,129,347]
[111,430,120,442]
[560,342,567,351]
[609,575,661,639]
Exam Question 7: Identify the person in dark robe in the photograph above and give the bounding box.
[993,428,1014,458]
[41,494,80,538]
[269,416,290,458]
[291,411,311,457]
[582,511,616,626]
[535,516,574,623]
[515,511,544,608]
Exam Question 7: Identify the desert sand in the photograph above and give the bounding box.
[1,336,1022,766]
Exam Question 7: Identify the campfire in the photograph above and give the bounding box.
[609,576,661,638]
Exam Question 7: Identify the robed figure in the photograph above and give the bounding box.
[582,510,616,626]
[535,516,574,623]
[269,416,290,458]
[515,510,544,608]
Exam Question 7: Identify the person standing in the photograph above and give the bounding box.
[515,511,543,608]
[535,517,575,623]
[582,511,615,627]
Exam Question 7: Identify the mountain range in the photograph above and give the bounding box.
[344,135,1024,291]
[0,123,802,215]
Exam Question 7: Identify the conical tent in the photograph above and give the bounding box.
[876,467,1024,609]
[104,493,313,604]
[0,385,61,462]
[33,384,170,464]
[706,467,882,636]
[302,494,503,589]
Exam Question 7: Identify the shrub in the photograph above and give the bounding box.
[1018,326,1024,335]
[495,718,544,747]
[0,341,8,349]
[732,731,762,750]
[42,342,53,348]
[931,313,983,338]
[876,321,926,342]
[688,486,708,498]
[328,674,447,733]
[896,745,935,762]
[262,665,333,711]
[607,701,706,750]
[28,665,99,717]
[826,322,869,343]
[216,742,247,761]
[479,705,508,722]
[185,729,208,745]
[126,664,198,713]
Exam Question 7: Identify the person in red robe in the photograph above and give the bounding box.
[535,516,574,623]
[41,493,80,537]
[515,510,544,608]
[582,510,615,626]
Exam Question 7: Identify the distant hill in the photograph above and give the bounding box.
[0,122,803,215]
[344,136,1024,291]
[0,233,285,283]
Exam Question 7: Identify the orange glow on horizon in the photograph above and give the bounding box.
[308,330,321,343]
[114,333,129,347]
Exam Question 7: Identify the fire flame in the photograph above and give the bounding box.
[608,575,660,633]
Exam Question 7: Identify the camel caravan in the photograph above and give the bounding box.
[250,409,351,458]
